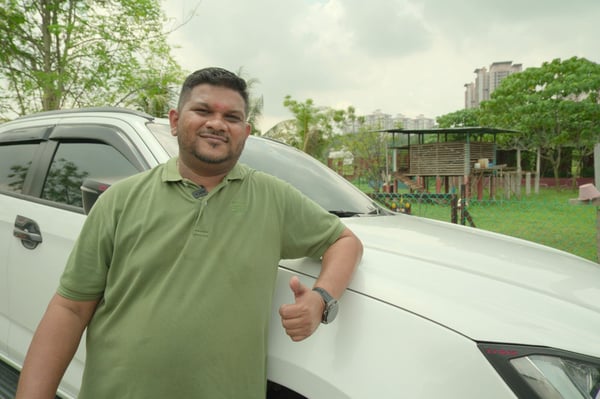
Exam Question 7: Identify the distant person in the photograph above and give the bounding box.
[16,67,363,399]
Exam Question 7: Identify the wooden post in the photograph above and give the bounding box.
[451,194,458,224]
[460,184,466,225]
[504,173,511,200]
[525,172,531,196]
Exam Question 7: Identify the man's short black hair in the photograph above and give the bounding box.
[177,67,249,115]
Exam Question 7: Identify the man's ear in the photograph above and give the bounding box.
[168,109,179,137]
[245,122,251,137]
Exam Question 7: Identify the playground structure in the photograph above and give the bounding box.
[380,127,521,200]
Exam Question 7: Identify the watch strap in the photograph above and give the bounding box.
[312,287,338,324]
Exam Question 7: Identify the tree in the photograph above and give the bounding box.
[481,57,600,188]
[436,108,481,129]
[335,125,391,192]
[282,95,349,159]
[0,0,188,118]
[236,67,264,135]
[436,108,493,143]
[263,119,302,148]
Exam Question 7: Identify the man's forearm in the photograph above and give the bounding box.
[16,294,98,399]
[315,227,363,298]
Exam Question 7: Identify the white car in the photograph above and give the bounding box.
[1,108,599,399]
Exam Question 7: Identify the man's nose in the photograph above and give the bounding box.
[204,114,227,131]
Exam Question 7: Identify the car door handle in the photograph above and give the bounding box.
[13,215,43,249]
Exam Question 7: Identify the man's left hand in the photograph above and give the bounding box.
[279,276,324,342]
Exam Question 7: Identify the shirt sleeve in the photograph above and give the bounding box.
[278,180,346,260]
[57,188,117,301]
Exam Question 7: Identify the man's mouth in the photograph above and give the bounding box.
[199,132,228,143]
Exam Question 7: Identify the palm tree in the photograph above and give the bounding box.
[236,67,263,135]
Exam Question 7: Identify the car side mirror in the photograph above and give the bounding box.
[80,178,115,215]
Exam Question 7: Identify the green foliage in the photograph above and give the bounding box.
[335,126,392,192]
[282,95,352,159]
[236,67,264,135]
[0,0,186,117]
[480,57,600,183]
[436,108,481,128]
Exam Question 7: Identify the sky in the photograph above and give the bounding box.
[163,0,600,132]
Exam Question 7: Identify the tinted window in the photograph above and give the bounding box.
[0,143,38,193]
[42,142,139,207]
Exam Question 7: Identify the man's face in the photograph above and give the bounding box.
[169,84,250,172]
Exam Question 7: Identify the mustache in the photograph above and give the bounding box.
[198,129,229,141]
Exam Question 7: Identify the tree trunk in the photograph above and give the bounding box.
[552,147,562,190]
[40,0,60,110]
[535,147,541,194]
[515,148,522,199]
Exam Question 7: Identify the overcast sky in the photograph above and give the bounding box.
[163,0,600,132]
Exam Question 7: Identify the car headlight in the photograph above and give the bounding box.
[479,343,600,399]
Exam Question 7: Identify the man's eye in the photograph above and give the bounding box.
[226,115,243,122]
[195,109,209,115]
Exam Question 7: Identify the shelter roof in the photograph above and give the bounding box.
[377,127,520,135]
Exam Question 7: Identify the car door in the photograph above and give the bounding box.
[3,119,150,395]
[0,128,47,364]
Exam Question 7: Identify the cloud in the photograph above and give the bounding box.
[164,0,600,131]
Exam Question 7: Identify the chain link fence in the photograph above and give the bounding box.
[370,188,597,263]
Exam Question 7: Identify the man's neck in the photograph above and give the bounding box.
[177,158,232,191]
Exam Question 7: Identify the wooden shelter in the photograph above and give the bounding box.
[379,127,519,197]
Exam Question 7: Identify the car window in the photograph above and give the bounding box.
[41,141,139,207]
[147,121,178,156]
[0,143,38,194]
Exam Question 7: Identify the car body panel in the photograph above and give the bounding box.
[4,194,86,397]
[268,268,518,398]
[282,215,600,359]
[0,206,10,358]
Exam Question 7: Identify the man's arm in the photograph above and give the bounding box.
[279,227,363,341]
[15,293,99,399]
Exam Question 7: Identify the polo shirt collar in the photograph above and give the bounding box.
[162,157,248,183]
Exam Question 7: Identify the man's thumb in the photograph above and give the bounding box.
[289,276,307,300]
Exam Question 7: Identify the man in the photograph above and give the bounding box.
[16,67,362,398]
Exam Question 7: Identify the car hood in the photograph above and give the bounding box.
[281,214,600,357]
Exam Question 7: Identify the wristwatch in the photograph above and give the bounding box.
[312,287,339,324]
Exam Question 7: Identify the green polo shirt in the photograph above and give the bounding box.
[58,157,345,399]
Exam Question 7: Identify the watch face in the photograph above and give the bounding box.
[323,299,339,324]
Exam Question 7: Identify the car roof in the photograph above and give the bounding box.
[13,107,155,121]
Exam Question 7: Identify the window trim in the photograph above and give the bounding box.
[49,123,149,171]
[1,122,148,211]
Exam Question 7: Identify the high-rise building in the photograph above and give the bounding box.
[465,61,522,108]
[347,111,436,132]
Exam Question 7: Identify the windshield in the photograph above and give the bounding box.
[147,121,387,216]
[240,137,386,216]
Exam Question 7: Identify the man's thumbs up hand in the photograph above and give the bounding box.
[279,276,324,342]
